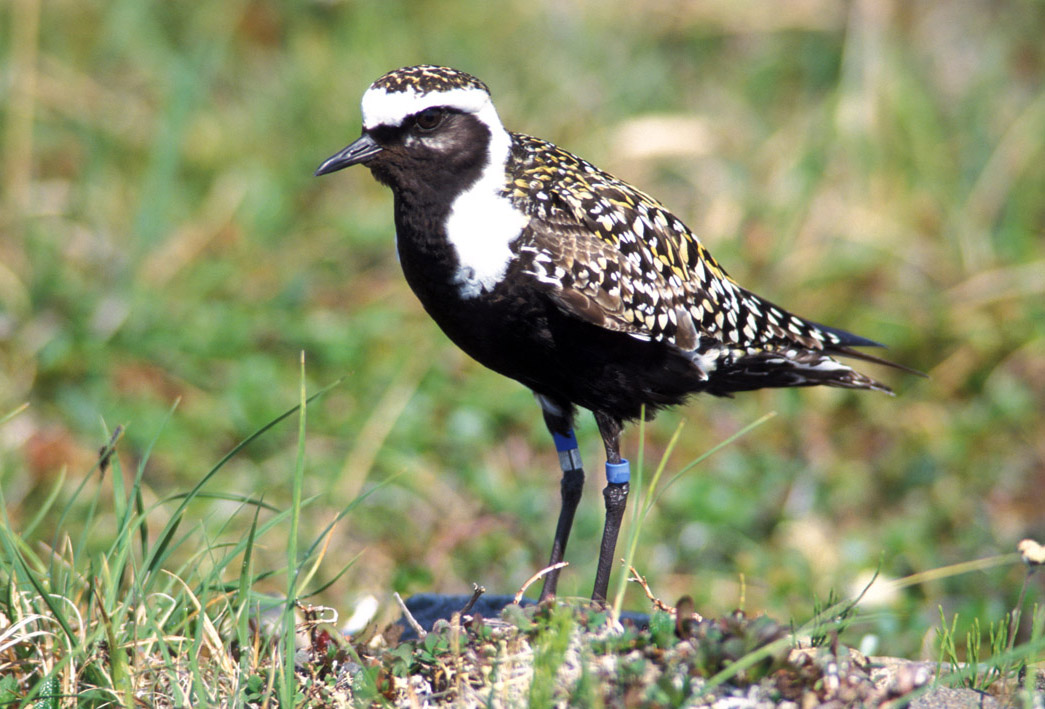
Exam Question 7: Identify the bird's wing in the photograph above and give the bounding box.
[509,156,757,352]
[506,133,909,372]
[515,213,686,341]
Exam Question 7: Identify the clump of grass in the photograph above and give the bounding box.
[936,604,1045,697]
[935,538,1045,700]
[794,567,880,650]
[0,373,371,706]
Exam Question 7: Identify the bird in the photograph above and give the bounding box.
[315,65,916,604]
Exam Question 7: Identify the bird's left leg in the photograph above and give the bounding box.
[535,395,584,602]
[592,411,629,604]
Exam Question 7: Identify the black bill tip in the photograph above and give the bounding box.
[315,133,382,176]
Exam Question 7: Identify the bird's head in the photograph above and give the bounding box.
[315,65,511,199]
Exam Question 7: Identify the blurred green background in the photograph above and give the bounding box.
[2,0,1043,658]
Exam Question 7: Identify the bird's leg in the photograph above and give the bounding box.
[592,411,629,605]
[536,397,584,602]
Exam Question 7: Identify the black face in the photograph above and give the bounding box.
[363,108,493,202]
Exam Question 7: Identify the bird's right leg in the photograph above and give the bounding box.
[535,394,584,602]
[592,411,629,605]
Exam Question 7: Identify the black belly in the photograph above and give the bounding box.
[401,256,703,421]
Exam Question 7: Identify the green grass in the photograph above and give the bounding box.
[1,392,1042,703]
[3,0,1045,701]
[0,376,379,705]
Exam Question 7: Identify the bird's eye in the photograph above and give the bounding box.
[414,108,444,131]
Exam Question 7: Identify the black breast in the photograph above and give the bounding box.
[383,128,709,422]
[394,227,703,421]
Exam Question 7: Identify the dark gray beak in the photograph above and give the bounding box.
[315,133,382,176]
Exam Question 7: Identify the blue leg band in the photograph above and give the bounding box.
[552,429,578,451]
[606,459,631,485]
[552,429,583,472]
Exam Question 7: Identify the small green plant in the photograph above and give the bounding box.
[943,610,1006,691]
[936,608,1011,692]
[648,608,677,649]
[934,540,1045,695]
[528,604,578,706]
[936,603,1045,695]
[801,570,877,648]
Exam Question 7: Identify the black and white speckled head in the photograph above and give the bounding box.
[316,66,510,182]
[316,66,528,299]
[360,65,493,129]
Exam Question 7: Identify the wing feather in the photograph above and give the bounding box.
[506,132,916,384]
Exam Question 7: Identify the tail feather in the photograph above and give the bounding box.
[710,288,924,395]
[804,320,885,349]
[801,319,926,378]
[702,346,905,397]
[828,345,927,378]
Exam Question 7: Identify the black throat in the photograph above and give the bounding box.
[366,113,500,299]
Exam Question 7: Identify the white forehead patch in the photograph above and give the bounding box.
[361,85,494,130]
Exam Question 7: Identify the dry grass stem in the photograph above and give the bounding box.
[514,562,568,604]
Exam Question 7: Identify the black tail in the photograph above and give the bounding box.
[806,319,927,378]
